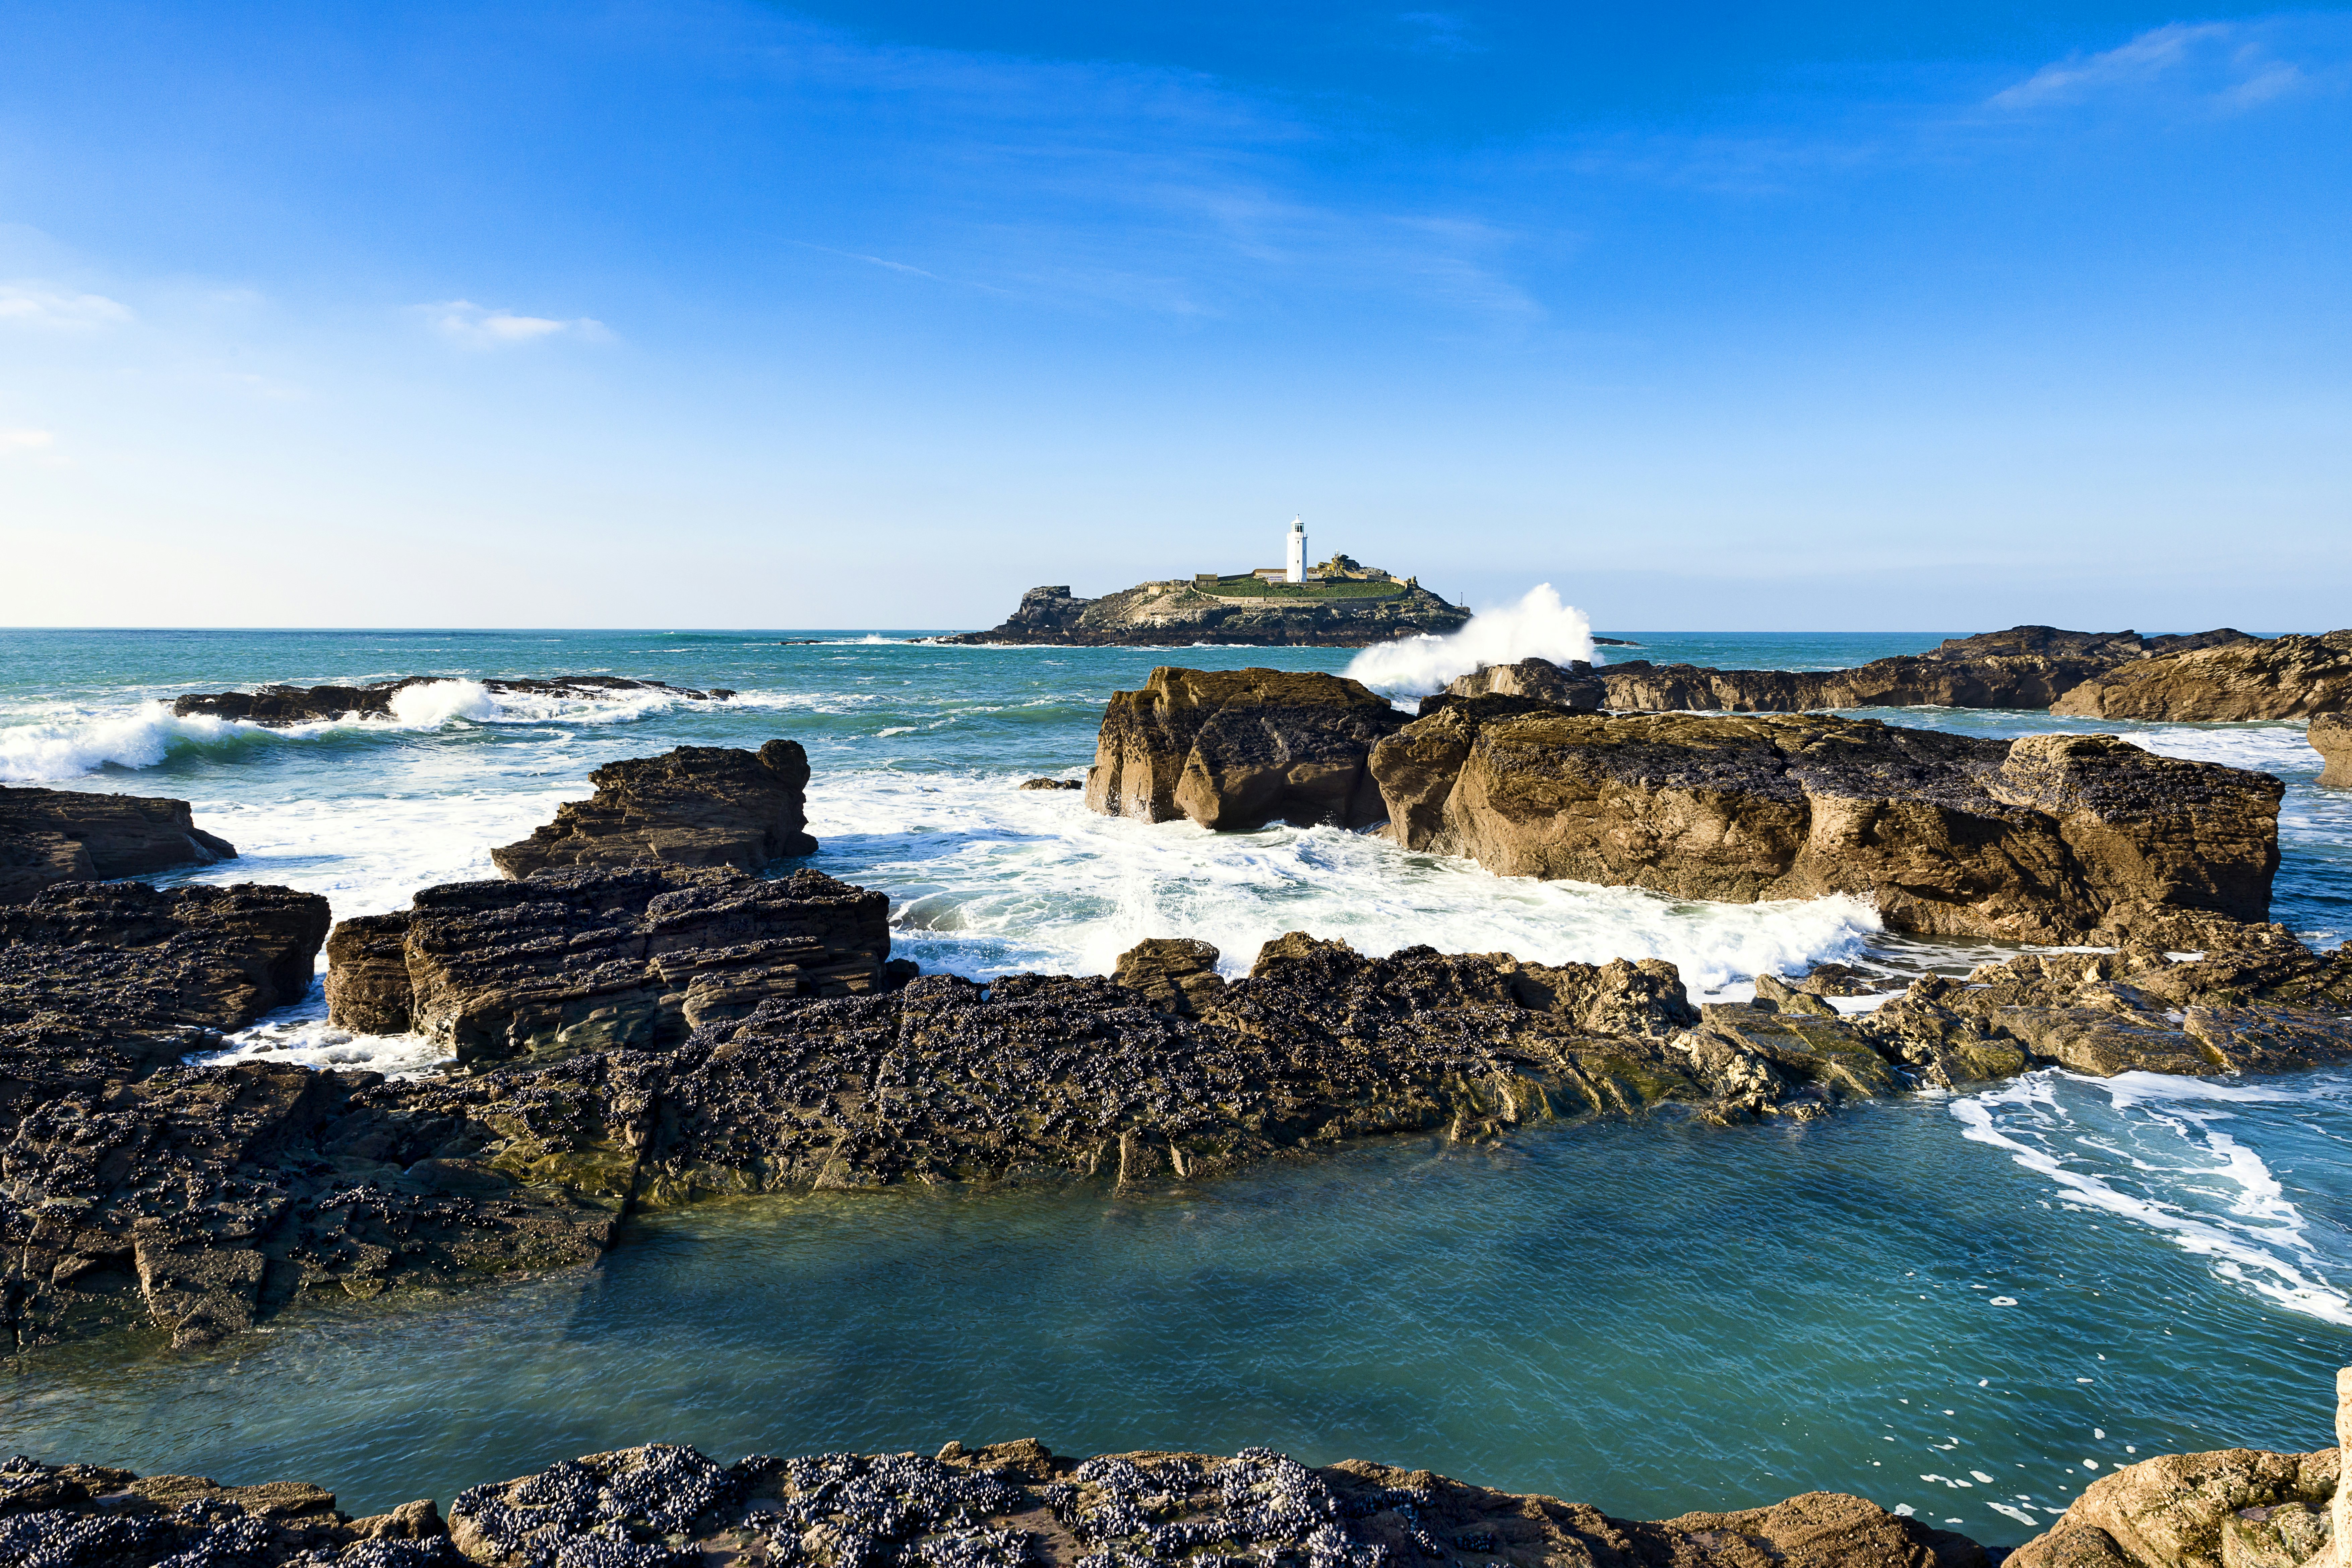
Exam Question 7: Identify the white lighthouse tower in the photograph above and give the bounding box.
[1285,515,1307,583]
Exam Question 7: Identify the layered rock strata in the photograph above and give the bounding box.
[1593,625,2266,716]
[0,881,330,1067]
[942,579,1472,647]
[489,741,817,878]
[1368,704,2282,944]
[171,675,733,726]
[1442,657,1606,712]
[1085,668,1407,830]
[0,1441,1987,1568]
[7,897,2352,1350]
[2315,714,2352,789]
[322,866,893,1063]
[2052,630,2352,720]
[0,784,236,903]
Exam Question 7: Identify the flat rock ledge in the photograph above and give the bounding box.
[0,1441,1987,1568]
[489,741,819,879]
[0,784,236,905]
[171,675,734,726]
[7,860,2352,1352]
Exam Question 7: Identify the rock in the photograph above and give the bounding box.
[1367,707,2283,944]
[0,881,331,1067]
[322,866,892,1062]
[0,784,236,904]
[2313,714,2351,789]
[171,674,733,726]
[1753,973,1841,1017]
[941,575,1472,647]
[2009,1450,2338,1568]
[1085,668,1407,830]
[2053,631,2352,720]
[1111,938,1227,1015]
[1444,657,1606,711]
[488,741,817,879]
[1018,777,1084,790]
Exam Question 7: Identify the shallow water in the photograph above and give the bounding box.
[1,623,2347,1536]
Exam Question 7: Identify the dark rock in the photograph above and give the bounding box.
[1443,657,1606,712]
[2313,713,2351,788]
[1084,668,1406,830]
[1366,708,2283,944]
[0,882,330,1068]
[170,676,733,727]
[940,577,1471,647]
[0,785,236,904]
[321,866,890,1063]
[488,741,816,879]
[1017,777,1083,791]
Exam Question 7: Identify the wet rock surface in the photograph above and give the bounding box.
[322,866,893,1063]
[0,785,236,904]
[1367,706,2283,944]
[1085,668,1406,831]
[2051,630,2352,722]
[0,1441,1987,1568]
[170,676,734,726]
[2314,714,2351,789]
[490,742,818,879]
[1442,658,1606,712]
[1592,626,2262,716]
[940,580,1472,647]
[0,881,330,1067]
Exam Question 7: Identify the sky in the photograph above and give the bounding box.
[0,0,2347,632]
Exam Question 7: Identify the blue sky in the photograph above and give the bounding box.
[1,1,2346,630]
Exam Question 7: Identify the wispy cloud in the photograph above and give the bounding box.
[1991,20,2321,113]
[421,299,611,348]
[0,283,133,329]
[0,429,58,461]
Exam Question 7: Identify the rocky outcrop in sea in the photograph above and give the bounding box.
[2051,628,2352,721]
[0,784,236,903]
[1441,657,1605,711]
[2314,713,2350,788]
[0,1439,1990,1568]
[171,675,734,726]
[940,579,1472,647]
[489,740,818,878]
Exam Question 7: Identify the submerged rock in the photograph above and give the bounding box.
[1366,706,2283,944]
[2309,713,2350,788]
[2051,630,2352,721]
[1085,667,1406,830]
[0,784,236,904]
[170,674,734,726]
[488,741,817,878]
[322,866,893,1063]
[0,1443,1985,1568]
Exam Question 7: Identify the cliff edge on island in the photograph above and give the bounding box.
[940,573,1472,647]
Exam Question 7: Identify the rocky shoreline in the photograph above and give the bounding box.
[940,581,1472,647]
[11,1362,2352,1568]
[1,783,238,904]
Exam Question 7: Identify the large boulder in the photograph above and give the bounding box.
[1084,667,1407,830]
[2310,712,2350,788]
[1445,657,1606,711]
[323,865,891,1062]
[2052,631,2352,720]
[1367,706,2282,943]
[0,784,236,904]
[0,881,330,1066]
[489,740,817,878]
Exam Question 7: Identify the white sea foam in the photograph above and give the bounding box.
[386,679,498,725]
[1344,584,1600,699]
[0,701,262,781]
[1951,1070,2352,1325]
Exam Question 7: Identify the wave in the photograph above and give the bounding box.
[1344,584,1599,699]
[0,702,274,782]
[1950,1069,2352,1325]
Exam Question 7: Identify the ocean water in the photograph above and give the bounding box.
[1,620,2348,1538]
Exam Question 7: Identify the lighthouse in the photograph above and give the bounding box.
[1285,515,1307,583]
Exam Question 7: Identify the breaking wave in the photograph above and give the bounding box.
[1345,583,1599,699]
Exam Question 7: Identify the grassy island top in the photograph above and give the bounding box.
[1161,552,1418,601]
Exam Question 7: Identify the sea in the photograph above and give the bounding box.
[1,608,2348,1539]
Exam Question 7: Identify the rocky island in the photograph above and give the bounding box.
[171,675,734,726]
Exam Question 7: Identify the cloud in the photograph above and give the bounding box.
[0,429,58,462]
[421,299,612,348]
[0,284,133,329]
[1990,21,2317,112]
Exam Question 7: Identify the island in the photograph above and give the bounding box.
[938,517,1474,646]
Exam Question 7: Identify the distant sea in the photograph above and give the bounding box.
[1,625,2346,1538]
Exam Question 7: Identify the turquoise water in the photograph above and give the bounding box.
[1,622,2347,1538]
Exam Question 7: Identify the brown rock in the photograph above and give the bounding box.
[2017,1449,2337,1568]
[1018,777,1084,790]
[2053,631,2352,721]
[1445,657,1606,711]
[490,740,817,878]
[1367,708,2282,944]
[2312,713,2351,789]
[0,783,236,904]
[1085,667,1406,830]
[1112,937,1227,1015]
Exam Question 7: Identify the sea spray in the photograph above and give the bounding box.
[1345,584,1598,699]
[387,678,498,726]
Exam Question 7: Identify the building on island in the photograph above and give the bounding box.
[1286,515,1307,583]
